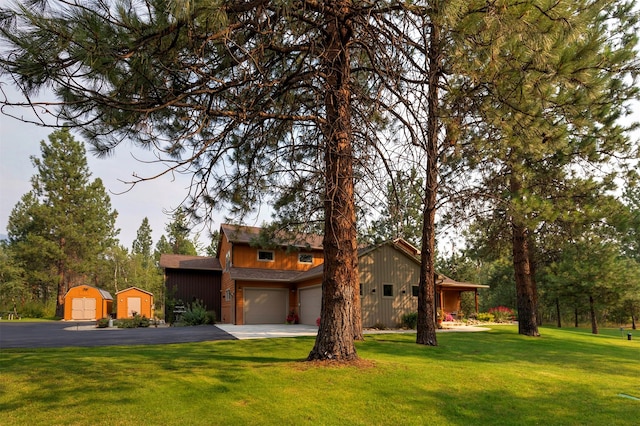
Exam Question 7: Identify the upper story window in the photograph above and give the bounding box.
[298,253,313,264]
[383,284,394,297]
[412,286,419,297]
[225,251,232,271]
[257,250,275,262]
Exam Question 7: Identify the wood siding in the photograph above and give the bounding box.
[63,285,113,321]
[231,244,322,270]
[165,269,221,320]
[359,244,419,328]
[116,288,154,319]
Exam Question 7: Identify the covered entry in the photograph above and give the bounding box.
[243,288,288,324]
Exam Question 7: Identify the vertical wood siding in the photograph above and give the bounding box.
[165,269,221,320]
[359,245,419,328]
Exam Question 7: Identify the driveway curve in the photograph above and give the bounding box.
[0,321,236,349]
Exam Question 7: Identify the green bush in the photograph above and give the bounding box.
[401,312,418,329]
[96,318,110,328]
[180,299,208,326]
[205,310,216,325]
[116,314,150,328]
[476,312,495,322]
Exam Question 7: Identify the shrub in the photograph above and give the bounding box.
[96,318,110,328]
[401,312,418,329]
[180,299,208,326]
[205,310,216,325]
[116,314,150,328]
[476,312,495,323]
[488,306,514,323]
[371,321,387,330]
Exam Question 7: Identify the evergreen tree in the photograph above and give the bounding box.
[0,0,418,359]
[132,217,154,267]
[438,0,638,336]
[165,208,198,256]
[6,129,118,317]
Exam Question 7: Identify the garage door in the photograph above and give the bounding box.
[244,288,288,324]
[127,297,141,317]
[299,286,322,325]
[71,297,96,320]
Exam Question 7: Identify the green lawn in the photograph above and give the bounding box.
[1,325,638,425]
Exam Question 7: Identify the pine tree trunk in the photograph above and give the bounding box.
[55,238,66,318]
[574,306,579,328]
[307,1,359,361]
[416,20,440,347]
[589,295,598,334]
[556,297,562,328]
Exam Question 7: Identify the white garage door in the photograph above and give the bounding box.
[299,286,322,325]
[127,297,141,317]
[244,288,288,324]
[71,297,96,320]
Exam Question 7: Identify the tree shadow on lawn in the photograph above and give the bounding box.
[359,326,640,377]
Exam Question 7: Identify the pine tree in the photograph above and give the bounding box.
[165,208,198,256]
[7,129,118,317]
[132,217,154,267]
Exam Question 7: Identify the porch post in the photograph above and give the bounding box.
[475,289,479,313]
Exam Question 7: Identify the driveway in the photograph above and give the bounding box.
[0,321,236,349]
[0,321,488,349]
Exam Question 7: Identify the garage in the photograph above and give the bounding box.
[71,297,96,320]
[116,287,154,319]
[299,285,322,325]
[63,285,113,321]
[243,288,288,324]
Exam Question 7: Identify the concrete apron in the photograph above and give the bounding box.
[215,324,489,340]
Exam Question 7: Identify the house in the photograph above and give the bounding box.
[115,287,154,319]
[217,224,324,325]
[63,285,113,321]
[159,254,222,321]
[160,224,488,327]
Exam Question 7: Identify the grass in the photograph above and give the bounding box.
[1,325,638,425]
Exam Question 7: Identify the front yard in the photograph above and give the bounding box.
[1,325,638,425]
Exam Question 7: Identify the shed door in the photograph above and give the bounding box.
[299,286,322,325]
[71,297,96,320]
[127,297,141,317]
[244,288,288,324]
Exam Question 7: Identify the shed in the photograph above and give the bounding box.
[116,287,154,319]
[63,285,113,321]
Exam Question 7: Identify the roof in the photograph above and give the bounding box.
[436,274,490,290]
[64,285,113,300]
[220,224,323,250]
[116,287,154,296]
[159,254,222,271]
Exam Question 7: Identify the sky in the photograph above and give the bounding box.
[0,84,270,251]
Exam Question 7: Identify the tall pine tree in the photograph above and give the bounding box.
[7,129,118,317]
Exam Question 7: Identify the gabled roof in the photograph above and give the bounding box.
[64,285,113,300]
[220,224,323,250]
[159,254,222,271]
[116,287,154,296]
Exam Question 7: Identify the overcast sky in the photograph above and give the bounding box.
[0,84,271,251]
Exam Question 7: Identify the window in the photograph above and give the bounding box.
[225,251,232,271]
[359,283,363,296]
[257,250,275,262]
[383,284,394,297]
[412,286,419,297]
[225,289,232,301]
[298,253,313,264]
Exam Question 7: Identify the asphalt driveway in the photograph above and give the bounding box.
[0,321,236,349]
